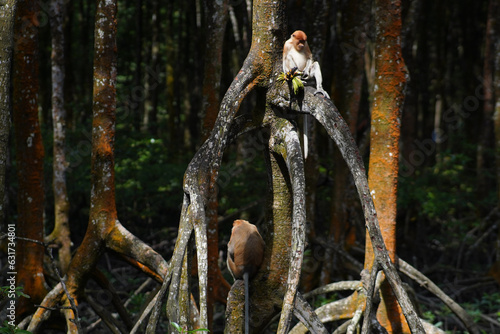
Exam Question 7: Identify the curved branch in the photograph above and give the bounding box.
[293,292,328,334]
[269,119,307,333]
[144,268,171,333]
[302,281,361,299]
[290,291,365,334]
[270,88,424,333]
[107,221,169,281]
[166,62,260,329]
[27,284,64,332]
[398,258,480,334]
[304,89,423,333]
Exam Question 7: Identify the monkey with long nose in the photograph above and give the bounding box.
[282,30,330,159]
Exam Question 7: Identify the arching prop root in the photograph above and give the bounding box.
[26,220,168,333]
[148,60,261,331]
[269,86,425,333]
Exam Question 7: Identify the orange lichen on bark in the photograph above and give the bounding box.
[13,0,48,317]
[365,0,409,332]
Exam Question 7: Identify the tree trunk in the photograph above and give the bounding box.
[364,0,409,332]
[200,2,231,330]
[141,0,160,135]
[323,0,369,284]
[13,0,48,318]
[226,139,294,333]
[0,0,17,231]
[45,0,71,275]
[0,0,16,228]
[28,1,169,331]
[61,0,120,329]
[159,0,422,332]
[201,0,229,139]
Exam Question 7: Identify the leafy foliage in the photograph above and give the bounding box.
[0,322,31,334]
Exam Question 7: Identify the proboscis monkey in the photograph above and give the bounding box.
[283,30,330,159]
[227,219,265,334]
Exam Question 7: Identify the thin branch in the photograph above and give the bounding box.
[293,292,328,334]
[139,279,168,333]
[34,305,73,311]
[16,235,82,333]
[46,247,83,333]
[86,295,126,334]
[361,262,379,334]
[347,301,364,334]
[299,88,424,333]
[302,281,361,299]
[398,258,481,334]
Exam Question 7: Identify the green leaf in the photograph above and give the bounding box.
[277,72,286,82]
[170,322,183,332]
[16,287,30,299]
[291,76,303,94]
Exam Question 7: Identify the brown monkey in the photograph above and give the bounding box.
[227,220,265,334]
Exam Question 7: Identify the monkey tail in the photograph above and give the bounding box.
[244,271,250,334]
[303,114,309,159]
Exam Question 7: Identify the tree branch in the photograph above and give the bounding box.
[273,115,307,334]
[398,258,480,334]
[270,87,424,333]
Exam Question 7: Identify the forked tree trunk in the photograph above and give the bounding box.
[28,1,169,331]
[159,0,423,332]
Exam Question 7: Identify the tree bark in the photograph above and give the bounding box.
[364,0,411,332]
[45,0,71,275]
[324,0,369,284]
[0,0,16,229]
[199,1,231,331]
[28,1,169,331]
[159,0,423,332]
[201,0,229,138]
[13,0,48,318]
